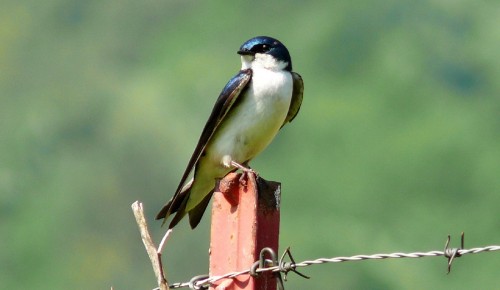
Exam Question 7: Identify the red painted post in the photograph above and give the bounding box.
[209,172,281,290]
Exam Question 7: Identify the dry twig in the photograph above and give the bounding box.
[132,201,170,290]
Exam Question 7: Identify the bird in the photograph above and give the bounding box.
[156,36,304,229]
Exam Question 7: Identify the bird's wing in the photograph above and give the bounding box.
[165,69,252,217]
[282,72,304,127]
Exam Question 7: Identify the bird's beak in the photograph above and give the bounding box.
[237,50,255,56]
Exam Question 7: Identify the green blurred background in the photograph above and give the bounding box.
[2,0,499,289]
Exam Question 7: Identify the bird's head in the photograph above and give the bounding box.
[237,36,292,72]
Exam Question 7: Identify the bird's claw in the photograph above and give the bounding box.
[239,168,258,186]
[230,161,258,186]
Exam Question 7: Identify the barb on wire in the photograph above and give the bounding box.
[444,232,465,274]
[168,233,500,289]
[278,247,310,281]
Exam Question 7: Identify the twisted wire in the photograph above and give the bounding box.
[166,244,500,289]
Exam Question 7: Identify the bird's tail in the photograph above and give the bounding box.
[155,182,213,229]
[155,182,192,226]
[186,190,213,229]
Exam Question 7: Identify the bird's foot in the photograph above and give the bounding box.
[230,160,258,186]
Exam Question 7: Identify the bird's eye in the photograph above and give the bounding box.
[253,44,270,53]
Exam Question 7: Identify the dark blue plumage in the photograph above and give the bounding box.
[238,36,292,71]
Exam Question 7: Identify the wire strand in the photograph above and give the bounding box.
[167,244,500,289]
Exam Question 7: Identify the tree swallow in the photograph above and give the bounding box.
[156,36,304,229]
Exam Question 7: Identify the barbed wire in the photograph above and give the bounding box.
[166,233,500,289]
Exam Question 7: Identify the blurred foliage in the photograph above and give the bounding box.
[1,0,499,289]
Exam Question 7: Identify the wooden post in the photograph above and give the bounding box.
[209,173,281,290]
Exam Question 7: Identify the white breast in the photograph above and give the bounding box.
[207,67,293,168]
